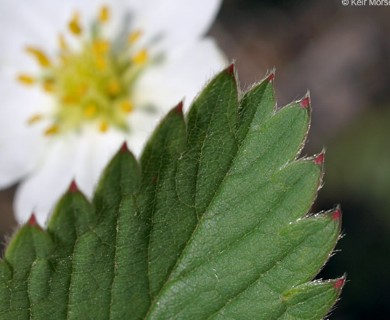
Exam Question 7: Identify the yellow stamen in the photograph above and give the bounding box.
[62,95,78,105]
[44,125,59,136]
[17,74,36,85]
[99,6,110,23]
[78,84,89,96]
[84,103,97,118]
[43,80,55,93]
[58,34,68,51]
[99,121,109,132]
[69,12,82,35]
[25,47,51,67]
[95,56,107,70]
[132,49,148,65]
[120,101,134,113]
[128,30,142,44]
[107,80,121,95]
[27,114,43,125]
[93,40,110,55]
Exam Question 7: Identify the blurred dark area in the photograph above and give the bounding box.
[211,0,390,319]
[1,0,389,318]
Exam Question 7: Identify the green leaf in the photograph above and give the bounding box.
[0,66,344,319]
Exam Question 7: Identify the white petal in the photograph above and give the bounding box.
[0,73,51,187]
[13,129,126,226]
[14,137,78,226]
[133,38,227,113]
[126,110,160,157]
[73,128,125,197]
[129,0,222,49]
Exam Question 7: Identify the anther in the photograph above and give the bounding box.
[69,12,82,35]
[120,101,134,113]
[27,114,43,125]
[132,49,148,65]
[99,6,110,23]
[99,121,109,132]
[17,74,36,85]
[128,30,143,44]
[84,104,97,118]
[25,47,51,67]
[44,125,60,136]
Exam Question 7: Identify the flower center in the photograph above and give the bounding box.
[18,6,149,135]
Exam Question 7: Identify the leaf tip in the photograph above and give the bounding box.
[266,69,275,82]
[120,141,129,153]
[68,179,79,193]
[225,63,235,76]
[28,213,38,226]
[175,101,184,114]
[313,151,325,165]
[300,92,311,109]
[334,276,346,290]
[332,205,342,221]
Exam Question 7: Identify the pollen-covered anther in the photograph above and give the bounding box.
[27,114,44,125]
[58,34,68,51]
[44,124,60,136]
[43,79,55,93]
[99,121,109,132]
[17,74,36,85]
[84,104,97,118]
[69,11,82,35]
[107,80,121,96]
[93,40,110,55]
[99,6,110,23]
[314,152,325,165]
[132,49,149,65]
[25,46,51,67]
[120,101,134,113]
[128,30,143,44]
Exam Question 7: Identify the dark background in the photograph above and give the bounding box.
[1,0,389,318]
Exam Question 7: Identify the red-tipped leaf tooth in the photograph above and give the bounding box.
[334,277,346,290]
[332,206,342,221]
[300,93,311,109]
[68,179,79,193]
[266,69,275,82]
[120,141,129,153]
[28,213,38,226]
[314,152,325,165]
[226,63,235,75]
[175,101,184,114]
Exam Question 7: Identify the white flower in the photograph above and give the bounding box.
[0,0,226,226]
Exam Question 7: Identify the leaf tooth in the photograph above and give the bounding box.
[300,91,311,109]
[68,179,79,193]
[313,150,326,166]
[266,68,276,82]
[331,205,342,221]
[225,62,235,76]
[120,141,130,153]
[333,274,347,291]
[174,101,184,115]
[27,213,38,227]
